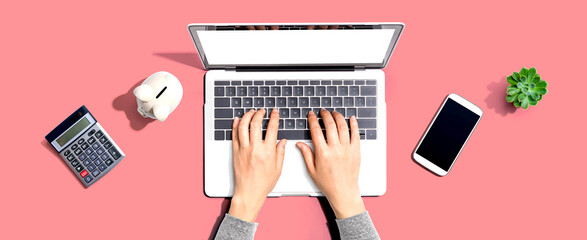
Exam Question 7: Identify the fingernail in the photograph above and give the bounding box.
[320,108,326,112]
[272,108,278,113]
[332,110,338,113]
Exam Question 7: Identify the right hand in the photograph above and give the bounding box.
[296,109,366,219]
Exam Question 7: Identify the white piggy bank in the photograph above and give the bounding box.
[134,71,183,122]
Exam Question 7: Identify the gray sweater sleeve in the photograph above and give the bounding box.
[336,211,380,240]
[214,213,258,240]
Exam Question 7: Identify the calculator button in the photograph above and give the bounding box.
[71,144,78,150]
[99,136,108,144]
[75,165,84,173]
[98,164,107,171]
[105,158,114,166]
[71,160,80,167]
[91,142,100,150]
[87,163,96,172]
[96,147,105,155]
[95,130,104,138]
[85,148,93,155]
[81,143,89,150]
[77,138,85,144]
[80,170,88,178]
[100,153,109,160]
[74,148,83,156]
[83,159,91,166]
[92,169,100,177]
[89,153,98,161]
[94,159,103,166]
[103,141,112,149]
[84,175,93,183]
[79,153,87,161]
[66,154,75,162]
[87,137,96,144]
[88,129,96,136]
[64,150,71,156]
[108,147,121,160]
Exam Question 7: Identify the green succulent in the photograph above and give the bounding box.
[506,67,548,109]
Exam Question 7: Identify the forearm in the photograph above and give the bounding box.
[214,213,258,240]
[336,211,380,240]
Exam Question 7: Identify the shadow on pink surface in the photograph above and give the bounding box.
[153,52,204,70]
[41,140,86,188]
[112,79,156,131]
[208,198,231,240]
[485,77,517,116]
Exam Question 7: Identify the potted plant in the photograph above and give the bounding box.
[506,67,548,109]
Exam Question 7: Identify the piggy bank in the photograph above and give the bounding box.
[134,71,183,122]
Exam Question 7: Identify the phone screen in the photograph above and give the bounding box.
[416,98,480,171]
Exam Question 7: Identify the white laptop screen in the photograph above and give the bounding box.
[188,24,404,69]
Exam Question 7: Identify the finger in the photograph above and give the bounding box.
[232,117,240,150]
[270,26,279,30]
[306,25,315,30]
[332,110,350,145]
[307,110,326,147]
[350,115,361,146]
[276,139,287,171]
[318,25,328,30]
[249,108,266,143]
[328,25,339,29]
[296,142,315,175]
[320,109,339,145]
[255,26,266,30]
[245,26,255,30]
[238,109,256,146]
[264,108,280,143]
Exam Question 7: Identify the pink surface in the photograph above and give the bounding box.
[1,0,586,239]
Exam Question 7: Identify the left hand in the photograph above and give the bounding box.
[228,108,286,222]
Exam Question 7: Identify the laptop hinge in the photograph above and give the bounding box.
[225,66,237,71]
[354,66,366,71]
[233,66,356,72]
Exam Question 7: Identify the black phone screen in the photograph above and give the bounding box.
[416,98,480,171]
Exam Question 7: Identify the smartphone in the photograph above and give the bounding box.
[413,94,482,176]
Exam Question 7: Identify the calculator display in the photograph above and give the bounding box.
[56,117,90,147]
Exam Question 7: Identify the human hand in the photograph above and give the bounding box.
[296,109,365,219]
[228,108,287,222]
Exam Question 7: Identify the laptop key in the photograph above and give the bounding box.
[288,80,297,85]
[243,81,253,85]
[333,97,343,107]
[335,108,345,117]
[276,130,311,140]
[359,130,366,139]
[282,86,292,96]
[234,108,245,118]
[279,109,289,118]
[344,80,354,85]
[285,119,295,129]
[276,81,286,85]
[243,98,253,107]
[347,108,357,118]
[293,86,303,96]
[262,119,269,129]
[215,98,230,107]
[214,87,224,96]
[288,97,298,107]
[232,81,241,85]
[248,86,258,96]
[299,80,309,85]
[357,119,376,128]
[278,119,284,129]
[259,87,269,96]
[358,108,376,117]
[321,80,331,85]
[349,86,359,96]
[366,80,377,85]
[237,87,247,96]
[271,87,281,96]
[301,108,312,117]
[366,130,377,139]
[215,131,224,140]
[299,97,309,107]
[266,81,275,85]
[366,97,377,106]
[304,86,315,96]
[215,109,233,118]
[321,97,332,107]
[266,98,275,107]
[226,87,236,96]
[254,81,264,85]
[254,98,264,107]
[296,119,306,129]
[226,131,232,140]
[215,81,230,85]
[355,97,365,107]
[333,80,342,85]
[215,120,233,129]
[361,86,377,96]
[310,97,320,107]
[344,97,354,107]
[276,98,287,107]
[291,108,301,118]
[231,98,242,107]
[327,86,337,96]
[316,86,326,96]
[310,80,320,85]
[355,80,365,85]
[338,86,348,96]
[312,108,321,117]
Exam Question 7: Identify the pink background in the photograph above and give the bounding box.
[1,0,586,239]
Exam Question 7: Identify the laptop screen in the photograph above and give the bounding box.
[188,23,404,69]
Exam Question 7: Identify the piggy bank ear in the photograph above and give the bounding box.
[134,85,154,102]
[153,104,170,122]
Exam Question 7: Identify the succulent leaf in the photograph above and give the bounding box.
[529,98,538,106]
[506,94,517,102]
[517,93,526,101]
[530,91,539,100]
[536,80,547,88]
[532,74,541,83]
[507,88,520,95]
[520,68,528,76]
[507,76,517,85]
[521,97,529,109]
[517,82,524,88]
[513,99,521,107]
[535,87,547,95]
[528,67,536,81]
[512,72,520,81]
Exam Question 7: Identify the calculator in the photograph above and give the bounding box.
[45,106,125,187]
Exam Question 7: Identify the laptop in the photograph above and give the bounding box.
[187,23,404,197]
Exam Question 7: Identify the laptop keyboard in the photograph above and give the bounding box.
[213,80,377,140]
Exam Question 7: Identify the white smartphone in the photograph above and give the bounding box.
[413,94,483,176]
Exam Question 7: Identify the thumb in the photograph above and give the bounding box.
[276,139,287,170]
[296,142,315,175]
